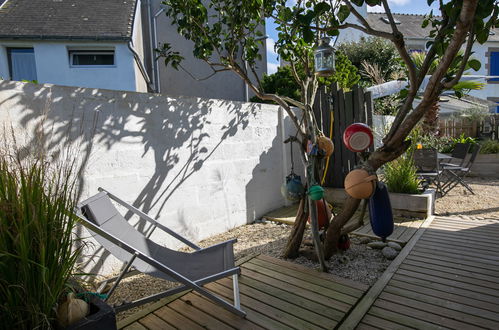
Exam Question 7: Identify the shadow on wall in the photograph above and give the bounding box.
[245,109,300,221]
[0,80,258,275]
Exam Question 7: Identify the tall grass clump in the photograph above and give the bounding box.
[383,154,421,194]
[0,149,81,329]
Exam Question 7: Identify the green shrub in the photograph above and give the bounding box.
[383,154,421,194]
[0,151,81,329]
[480,139,499,154]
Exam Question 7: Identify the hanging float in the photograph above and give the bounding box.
[368,182,394,241]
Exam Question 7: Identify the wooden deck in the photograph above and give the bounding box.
[350,218,424,246]
[119,255,368,330]
[342,216,499,330]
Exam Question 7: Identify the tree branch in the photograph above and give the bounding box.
[443,29,475,88]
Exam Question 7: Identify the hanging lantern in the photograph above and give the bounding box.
[314,37,335,77]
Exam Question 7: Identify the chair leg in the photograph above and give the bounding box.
[232,274,241,310]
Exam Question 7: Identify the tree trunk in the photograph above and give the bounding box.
[323,140,410,259]
[282,197,308,259]
[422,101,440,135]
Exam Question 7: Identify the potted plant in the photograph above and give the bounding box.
[0,147,116,329]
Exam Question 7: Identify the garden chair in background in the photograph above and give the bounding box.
[414,148,444,195]
[441,145,482,195]
[74,188,245,317]
[441,143,470,168]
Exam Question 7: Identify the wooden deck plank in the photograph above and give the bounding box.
[361,314,413,330]
[138,313,175,330]
[216,277,334,329]
[241,267,351,313]
[395,227,418,244]
[417,238,499,256]
[405,253,499,278]
[355,323,381,330]
[420,232,499,250]
[432,217,499,229]
[403,258,499,285]
[393,274,497,310]
[427,223,499,237]
[413,247,499,269]
[241,262,358,305]
[386,224,408,240]
[168,298,235,330]
[257,254,368,291]
[123,322,147,330]
[389,278,499,313]
[237,275,345,322]
[399,263,499,290]
[368,306,445,330]
[410,250,499,273]
[249,257,364,297]
[374,298,477,329]
[395,269,499,299]
[384,285,499,324]
[183,292,264,330]
[206,282,314,330]
[380,291,497,329]
[154,306,205,330]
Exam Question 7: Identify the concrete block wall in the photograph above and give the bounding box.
[0,81,301,275]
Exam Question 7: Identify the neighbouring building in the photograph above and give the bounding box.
[336,5,499,113]
[0,0,267,101]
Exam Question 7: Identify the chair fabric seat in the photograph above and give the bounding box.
[81,192,235,282]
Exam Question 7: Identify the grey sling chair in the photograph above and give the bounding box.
[74,188,245,317]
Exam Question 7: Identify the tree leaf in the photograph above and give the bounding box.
[467,59,481,71]
[337,5,350,23]
[427,0,436,5]
[302,27,314,43]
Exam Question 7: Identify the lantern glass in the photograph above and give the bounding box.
[314,37,335,77]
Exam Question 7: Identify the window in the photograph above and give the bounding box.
[7,48,37,81]
[489,51,499,82]
[69,50,115,66]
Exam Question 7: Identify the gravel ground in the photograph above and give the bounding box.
[108,178,499,322]
[435,178,499,220]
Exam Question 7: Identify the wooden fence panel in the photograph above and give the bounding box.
[314,84,373,188]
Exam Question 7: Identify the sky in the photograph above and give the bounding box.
[265,0,440,74]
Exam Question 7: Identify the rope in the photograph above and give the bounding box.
[321,109,334,185]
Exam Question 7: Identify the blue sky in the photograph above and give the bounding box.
[265,0,440,74]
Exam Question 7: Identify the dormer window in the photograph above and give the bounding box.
[380,17,401,24]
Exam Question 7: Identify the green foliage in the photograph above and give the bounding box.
[407,128,454,153]
[451,106,490,122]
[480,139,499,154]
[337,37,404,85]
[440,133,478,154]
[374,95,401,116]
[383,154,421,194]
[0,151,81,328]
[250,66,301,103]
[251,51,360,103]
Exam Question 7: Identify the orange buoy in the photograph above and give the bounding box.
[344,169,377,199]
[307,200,332,229]
[317,136,334,157]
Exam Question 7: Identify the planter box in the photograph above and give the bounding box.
[469,154,499,178]
[324,187,435,219]
[66,296,116,330]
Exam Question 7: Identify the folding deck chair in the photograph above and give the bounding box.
[74,188,245,317]
[441,145,481,195]
[414,148,444,195]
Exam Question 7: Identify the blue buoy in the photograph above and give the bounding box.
[369,182,394,241]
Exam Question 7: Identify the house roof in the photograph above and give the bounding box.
[0,0,137,41]
[367,13,499,42]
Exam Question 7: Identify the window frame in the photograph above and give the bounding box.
[68,49,116,68]
[7,47,37,81]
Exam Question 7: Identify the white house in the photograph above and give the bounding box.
[0,0,267,101]
[336,6,499,113]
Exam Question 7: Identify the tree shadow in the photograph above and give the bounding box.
[0,81,257,274]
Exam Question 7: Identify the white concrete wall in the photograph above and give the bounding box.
[0,81,298,275]
[0,41,138,91]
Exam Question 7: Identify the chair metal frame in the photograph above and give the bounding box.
[75,188,245,317]
[413,148,444,195]
[441,145,481,196]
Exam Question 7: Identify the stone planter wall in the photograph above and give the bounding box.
[324,188,435,219]
[469,154,499,178]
